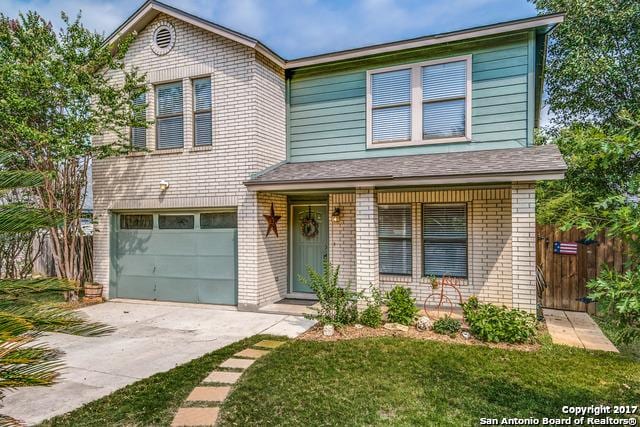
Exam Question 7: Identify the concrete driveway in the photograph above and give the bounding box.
[1,300,314,425]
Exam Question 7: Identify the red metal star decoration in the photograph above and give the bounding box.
[263,203,281,237]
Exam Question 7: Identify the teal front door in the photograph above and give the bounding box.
[291,204,328,294]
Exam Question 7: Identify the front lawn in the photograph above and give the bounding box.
[41,336,639,427]
[218,338,639,426]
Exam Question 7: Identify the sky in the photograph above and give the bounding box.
[1,0,549,124]
[2,0,539,58]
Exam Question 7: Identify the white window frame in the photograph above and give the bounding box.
[366,54,472,149]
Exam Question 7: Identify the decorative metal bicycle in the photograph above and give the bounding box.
[423,275,465,319]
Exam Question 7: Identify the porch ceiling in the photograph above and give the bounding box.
[244,145,566,192]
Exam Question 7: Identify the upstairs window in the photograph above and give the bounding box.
[371,69,412,143]
[367,56,471,147]
[378,205,412,275]
[130,93,147,149]
[156,81,184,150]
[423,204,467,278]
[193,78,212,146]
[422,60,467,139]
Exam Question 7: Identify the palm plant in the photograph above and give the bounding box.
[0,151,112,426]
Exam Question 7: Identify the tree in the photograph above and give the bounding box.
[536,114,640,256]
[0,152,112,426]
[531,0,640,126]
[0,11,147,285]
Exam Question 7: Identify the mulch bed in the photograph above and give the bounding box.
[298,323,543,352]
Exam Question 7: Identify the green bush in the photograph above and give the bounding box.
[385,286,419,326]
[461,296,537,343]
[432,315,461,336]
[588,266,640,343]
[359,286,383,328]
[299,260,360,327]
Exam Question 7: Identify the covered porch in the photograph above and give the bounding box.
[244,145,566,313]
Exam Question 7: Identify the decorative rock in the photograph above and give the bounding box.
[323,324,335,336]
[461,331,471,340]
[383,323,409,332]
[354,324,364,329]
[416,316,433,332]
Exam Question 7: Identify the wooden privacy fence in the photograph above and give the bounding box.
[32,234,93,285]
[536,224,629,312]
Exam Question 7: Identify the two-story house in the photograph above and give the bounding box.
[93,0,566,312]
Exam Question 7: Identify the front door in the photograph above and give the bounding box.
[290,204,328,294]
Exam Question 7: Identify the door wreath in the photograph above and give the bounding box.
[301,206,319,239]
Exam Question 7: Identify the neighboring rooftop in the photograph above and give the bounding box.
[244,145,567,191]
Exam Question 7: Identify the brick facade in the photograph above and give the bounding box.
[327,185,536,312]
[92,14,286,306]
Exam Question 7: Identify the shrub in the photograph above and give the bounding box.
[588,266,640,343]
[461,296,537,343]
[299,260,360,327]
[432,315,461,336]
[359,286,383,328]
[385,286,419,326]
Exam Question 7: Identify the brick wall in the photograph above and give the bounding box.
[92,13,286,304]
[327,186,534,310]
[328,193,356,285]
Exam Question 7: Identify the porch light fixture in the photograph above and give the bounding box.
[159,180,170,191]
[331,207,341,223]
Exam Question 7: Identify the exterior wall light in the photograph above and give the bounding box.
[331,207,341,223]
[159,180,170,191]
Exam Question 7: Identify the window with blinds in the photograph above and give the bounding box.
[155,81,183,149]
[193,77,212,146]
[423,204,467,277]
[422,60,467,139]
[371,69,412,143]
[378,205,412,275]
[367,56,470,146]
[130,93,146,148]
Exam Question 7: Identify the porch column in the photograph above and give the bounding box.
[355,188,379,297]
[511,183,537,313]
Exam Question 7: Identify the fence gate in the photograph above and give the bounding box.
[536,224,628,313]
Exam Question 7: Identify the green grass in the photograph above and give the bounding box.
[38,335,278,427]
[40,336,640,427]
[593,315,640,360]
[218,338,640,426]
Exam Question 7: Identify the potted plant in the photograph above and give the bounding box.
[83,283,104,300]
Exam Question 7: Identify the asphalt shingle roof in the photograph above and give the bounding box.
[245,145,566,187]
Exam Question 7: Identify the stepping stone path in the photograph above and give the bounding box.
[171,340,286,427]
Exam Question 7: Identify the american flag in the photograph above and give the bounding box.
[553,241,578,255]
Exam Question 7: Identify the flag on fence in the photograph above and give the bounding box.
[553,241,578,255]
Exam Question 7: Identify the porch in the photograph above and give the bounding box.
[243,146,567,313]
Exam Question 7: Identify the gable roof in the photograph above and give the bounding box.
[244,145,567,191]
[106,1,563,71]
[104,0,285,67]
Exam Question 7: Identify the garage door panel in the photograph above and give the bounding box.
[198,279,236,304]
[115,275,156,300]
[114,212,237,305]
[196,256,236,280]
[155,277,200,303]
[195,231,237,256]
[147,234,198,256]
[153,255,199,278]
[116,231,154,255]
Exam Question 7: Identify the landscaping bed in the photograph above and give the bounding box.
[298,323,543,352]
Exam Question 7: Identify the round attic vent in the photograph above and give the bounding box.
[151,22,176,56]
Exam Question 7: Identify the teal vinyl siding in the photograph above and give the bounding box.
[288,33,534,162]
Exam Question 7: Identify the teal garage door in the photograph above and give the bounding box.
[112,212,237,305]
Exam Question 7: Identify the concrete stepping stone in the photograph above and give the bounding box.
[186,386,230,402]
[203,371,242,384]
[234,348,269,359]
[255,340,285,349]
[171,407,219,427]
[219,357,255,369]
